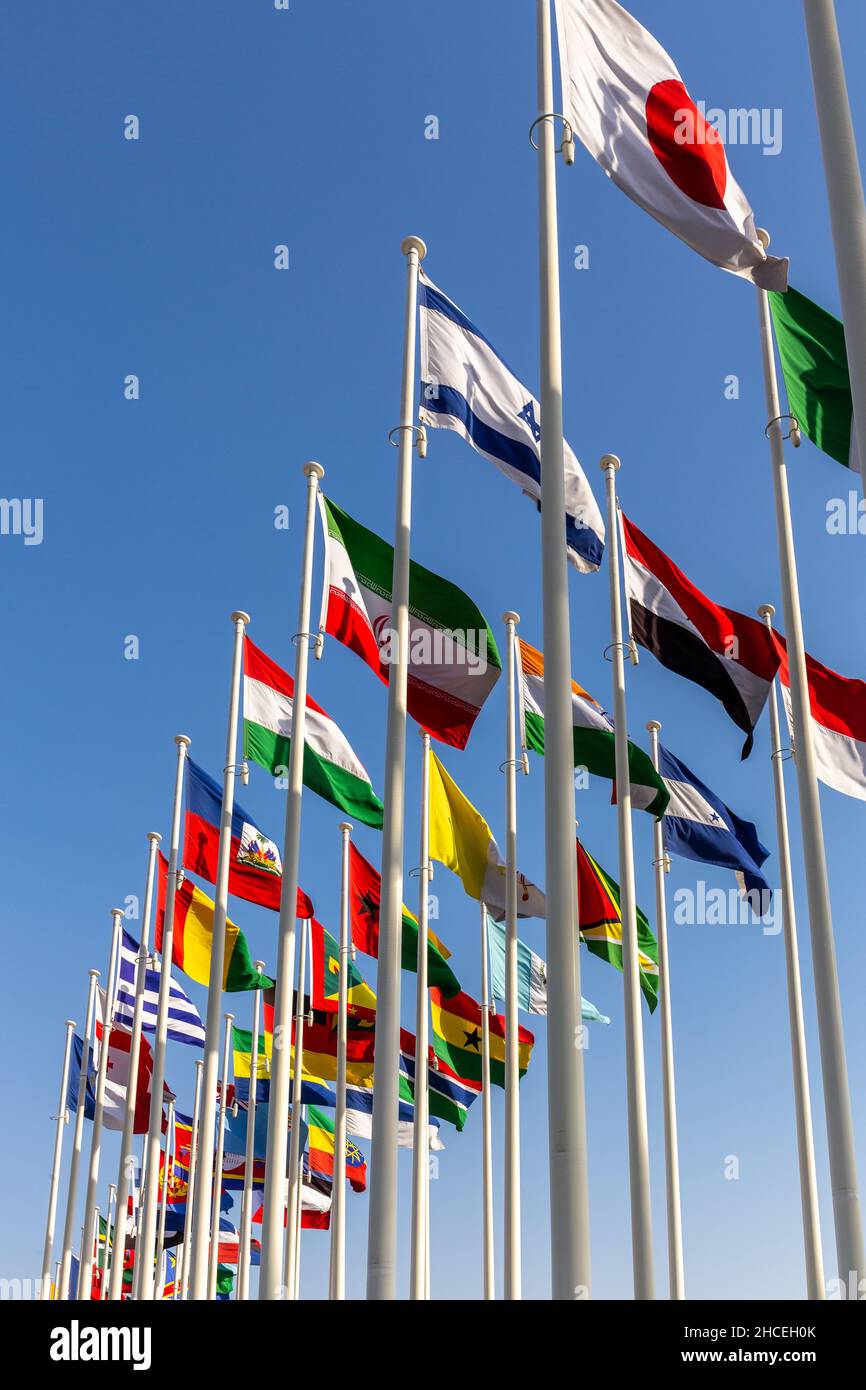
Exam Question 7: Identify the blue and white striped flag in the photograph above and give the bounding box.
[418,270,605,573]
[116,928,206,1047]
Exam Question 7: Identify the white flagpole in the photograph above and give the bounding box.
[78,908,124,1302]
[329,822,353,1301]
[108,830,161,1300]
[41,1018,75,1300]
[802,0,866,493]
[138,734,190,1299]
[410,733,432,1299]
[502,610,524,1300]
[259,461,321,1301]
[207,1014,234,1300]
[601,455,655,1300]
[59,971,99,1299]
[293,1106,305,1301]
[646,721,685,1301]
[88,1206,100,1297]
[756,241,864,1289]
[238,964,264,1301]
[758,605,826,1300]
[366,234,426,1301]
[156,1096,175,1300]
[284,917,310,1297]
[179,1057,203,1301]
[102,1184,116,1300]
[535,0,591,1299]
[480,901,495,1300]
[188,612,250,1300]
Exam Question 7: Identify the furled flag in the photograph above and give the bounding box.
[310,918,377,1023]
[772,635,866,802]
[162,1249,177,1300]
[155,852,274,993]
[183,759,314,919]
[318,493,502,749]
[399,1028,481,1132]
[659,745,772,905]
[307,1106,367,1193]
[577,839,659,1011]
[485,912,610,1023]
[769,285,860,472]
[417,272,605,573]
[553,0,787,290]
[243,636,384,827]
[428,749,545,918]
[114,929,205,1047]
[517,636,669,816]
[621,513,780,756]
[429,988,534,1090]
[348,841,460,996]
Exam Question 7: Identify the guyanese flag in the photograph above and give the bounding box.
[348,842,460,996]
[311,919,377,1022]
[429,988,534,1090]
[577,838,659,1012]
[156,853,273,993]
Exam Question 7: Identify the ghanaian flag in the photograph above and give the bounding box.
[429,987,534,1090]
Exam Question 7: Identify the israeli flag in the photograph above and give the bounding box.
[418,270,605,573]
[115,929,206,1047]
[659,746,771,899]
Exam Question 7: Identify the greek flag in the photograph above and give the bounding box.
[418,270,605,572]
[115,928,206,1047]
[659,746,771,901]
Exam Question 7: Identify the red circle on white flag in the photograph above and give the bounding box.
[646,79,727,210]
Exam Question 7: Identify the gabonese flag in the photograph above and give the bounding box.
[773,636,866,802]
[554,0,787,290]
[242,637,384,828]
[319,495,501,749]
[621,514,780,756]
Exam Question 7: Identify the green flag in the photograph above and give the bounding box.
[769,285,857,470]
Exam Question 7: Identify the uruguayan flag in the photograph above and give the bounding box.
[115,929,206,1047]
[660,746,771,900]
[418,270,605,573]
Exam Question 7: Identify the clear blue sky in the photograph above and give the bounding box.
[4,0,866,1301]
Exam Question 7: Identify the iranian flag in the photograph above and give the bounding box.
[319,495,501,749]
[243,637,384,828]
[554,0,787,290]
[774,636,866,802]
[769,285,860,473]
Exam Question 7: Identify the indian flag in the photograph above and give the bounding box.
[518,638,669,817]
[243,637,384,828]
[319,494,501,750]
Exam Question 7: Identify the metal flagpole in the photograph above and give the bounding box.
[139,734,190,1299]
[133,1136,147,1299]
[758,605,826,1300]
[259,461,321,1300]
[366,234,426,1301]
[284,918,309,1297]
[601,455,655,1300]
[238,965,264,1301]
[188,612,249,1300]
[329,822,352,1301]
[646,721,685,1301]
[802,0,866,493]
[180,1057,203,1301]
[756,241,864,1290]
[534,0,591,1300]
[410,733,432,1299]
[208,1014,235,1300]
[293,1106,305,1301]
[502,610,524,1300]
[480,902,495,1300]
[102,1184,116,1299]
[88,1207,99,1297]
[78,909,123,1302]
[156,1096,175,1300]
[59,971,99,1299]
[41,1019,75,1300]
[108,830,161,1300]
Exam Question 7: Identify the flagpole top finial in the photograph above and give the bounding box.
[304,460,325,481]
[254,961,265,973]
[147,831,162,844]
[339,821,353,835]
[503,610,520,627]
[224,1013,235,1024]
[646,720,661,733]
[89,968,100,979]
[111,907,124,920]
[757,228,770,249]
[231,611,251,627]
[401,236,427,261]
[600,453,621,473]
[757,603,776,620]
[65,1019,76,1029]
[174,734,191,749]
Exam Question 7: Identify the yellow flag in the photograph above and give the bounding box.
[428,750,492,900]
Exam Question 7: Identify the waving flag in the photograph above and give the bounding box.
[348,842,459,996]
[773,635,866,803]
[485,912,609,1023]
[115,929,205,1047]
[577,839,659,1011]
[553,0,787,289]
[429,988,534,1089]
[418,271,604,572]
[659,745,771,901]
[155,853,273,993]
[310,919,377,1022]
[400,1029,481,1132]
[769,286,860,472]
[307,1106,367,1193]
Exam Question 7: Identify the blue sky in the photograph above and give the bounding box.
[4,0,866,1300]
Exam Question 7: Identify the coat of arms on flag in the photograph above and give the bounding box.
[237,823,282,878]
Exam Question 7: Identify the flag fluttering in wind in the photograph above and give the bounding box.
[553,0,787,290]
[576,840,659,1012]
[400,1028,481,1132]
[772,635,866,802]
[429,987,534,1089]
[155,853,273,993]
[310,918,377,1022]
[486,912,610,1023]
[348,841,460,996]
[417,271,605,572]
[232,1023,336,1109]
[242,636,384,827]
[115,928,205,1047]
[343,1080,445,1150]
[319,494,502,749]
[621,513,780,756]
[769,285,860,471]
[307,1106,367,1193]
[518,636,668,816]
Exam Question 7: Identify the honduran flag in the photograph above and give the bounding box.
[183,759,314,920]
[621,513,780,757]
[659,745,771,901]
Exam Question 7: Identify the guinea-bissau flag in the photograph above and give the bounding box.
[184,758,314,919]
[769,284,859,472]
[577,838,659,1011]
[319,493,501,749]
[242,637,384,828]
[307,1106,367,1193]
[348,841,460,997]
[429,988,534,1089]
[399,1027,481,1131]
[310,919,377,1023]
[155,852,273,993]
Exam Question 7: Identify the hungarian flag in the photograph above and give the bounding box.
[155,852,274,993]
[242,637,384,828]
[518,636,669,816]
[772,634,866,802]
[310,918,377,1022]
[577,839,659,1011]
[319,494,501,749]
[554,0,787,290]
[621,513,780,756]
[769,285,860,472]
[429,988,534,1090]
[348,841,460,996]
[399,1027,481,1132]
[183,758,314,920]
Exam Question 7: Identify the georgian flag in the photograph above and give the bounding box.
[659,745,771,903]
[554,0,788,290]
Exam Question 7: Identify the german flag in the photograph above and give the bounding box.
[577,838,658,1011]
[429,988,534,1089]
